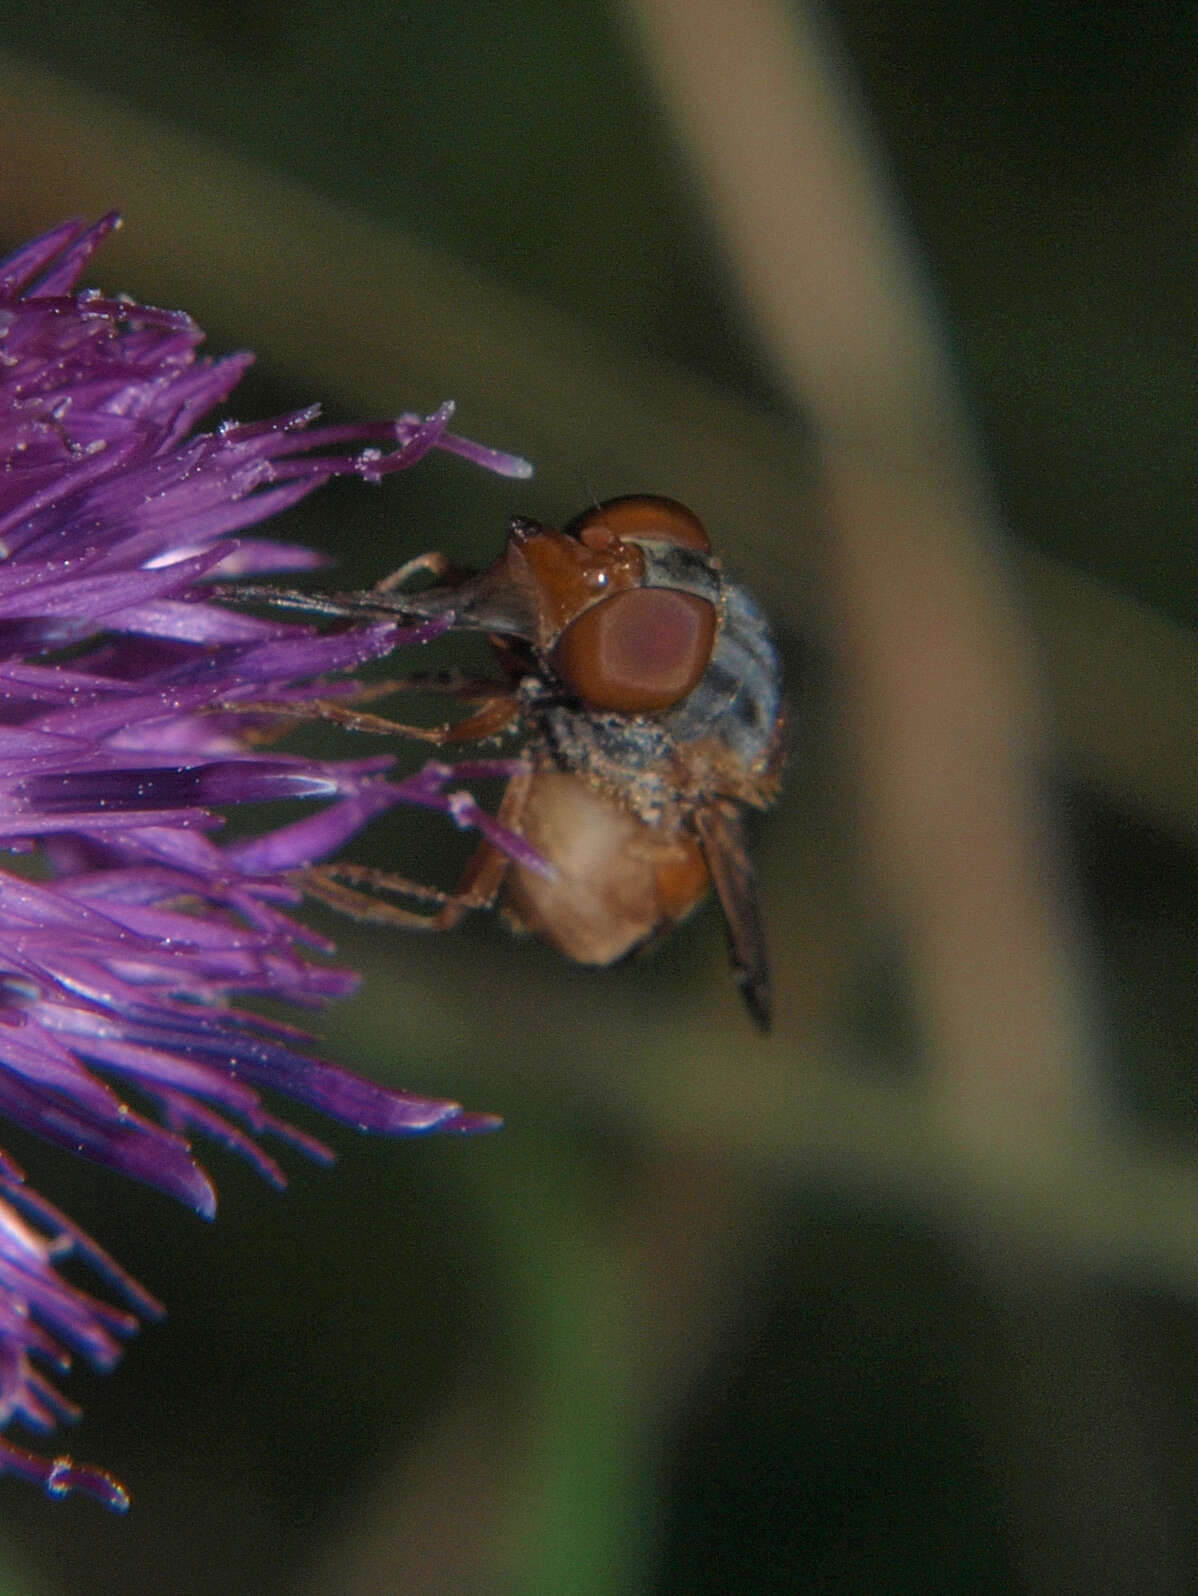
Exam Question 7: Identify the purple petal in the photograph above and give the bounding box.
[0,215,534,1504]
[0,1443,131,1511]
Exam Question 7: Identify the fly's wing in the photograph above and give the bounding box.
[208,583,407,621]
[694,803,772,1032]
[209,555,539,638]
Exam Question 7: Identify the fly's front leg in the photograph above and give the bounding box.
[372,551,452,594]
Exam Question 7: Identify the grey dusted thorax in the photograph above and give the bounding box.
[633,537,723,607]
[527,573,784,828]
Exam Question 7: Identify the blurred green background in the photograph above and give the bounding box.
[0,1,1195,1592]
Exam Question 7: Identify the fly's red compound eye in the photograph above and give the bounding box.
[550,586,716,713]
[566,495,711,553]
[552,496,718,714]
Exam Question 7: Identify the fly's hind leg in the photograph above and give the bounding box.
[301,853,506,931]
[299,768,532,931]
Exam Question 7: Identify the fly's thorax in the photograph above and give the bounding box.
[528,571,784,824]
[664,580,784,778]
[531,694,684,828]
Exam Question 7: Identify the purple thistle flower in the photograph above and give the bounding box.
[0,215,531,1509]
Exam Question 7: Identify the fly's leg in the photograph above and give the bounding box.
[300,768,532,930]
[219,687,522,744]
[302,843,508,931]
[372,551,452,593]
[269,670,504,706]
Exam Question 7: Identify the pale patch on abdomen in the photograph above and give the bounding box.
[502,771,709,964]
